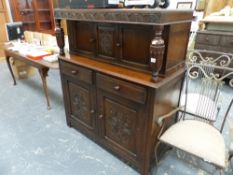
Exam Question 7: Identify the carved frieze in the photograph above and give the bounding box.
[54,9,192,25]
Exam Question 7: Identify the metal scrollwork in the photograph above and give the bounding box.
[186,50,233,88]
[188,50,232,67]
[230,78,233,87]
[187,65,209,80]
[187,64,233,87]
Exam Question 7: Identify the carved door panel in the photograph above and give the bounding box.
[97,89,146,165]
[97,24,119,60]
[74,21,96,56]
[66,80,96,137]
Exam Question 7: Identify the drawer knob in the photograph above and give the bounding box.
[99,114,103,119]
[71,70,78,75]
[90,110,95,114]
[116,43,121,47]
[89,38,96,43]
[205,37,209,41]
[114,85,121,91]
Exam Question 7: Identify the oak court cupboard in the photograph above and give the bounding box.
[54,8,193,175]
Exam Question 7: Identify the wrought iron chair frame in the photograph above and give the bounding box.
[155,49,233,173]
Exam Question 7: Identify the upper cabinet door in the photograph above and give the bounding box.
[69,21,97,56]
[96,24,119,61]
[120,25,153,70]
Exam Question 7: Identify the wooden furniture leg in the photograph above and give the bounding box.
[5,56,16,85]
[150,26,165,82]
[38,68,51,110]
[55,19,65,56]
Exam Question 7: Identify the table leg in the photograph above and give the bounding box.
[38,68,51,110]
[5,56,16,85]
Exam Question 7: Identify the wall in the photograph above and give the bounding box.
[5,0,12,22]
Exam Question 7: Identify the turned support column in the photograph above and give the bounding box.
[55,19,65,56]
[150,26,165,82]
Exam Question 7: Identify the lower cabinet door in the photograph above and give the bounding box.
[64,78,96,138]
[97,89,146,168]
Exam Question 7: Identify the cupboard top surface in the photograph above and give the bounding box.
[59,53,185,89]
[54,8,193,25]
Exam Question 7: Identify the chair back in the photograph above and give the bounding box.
[181,50,233,131]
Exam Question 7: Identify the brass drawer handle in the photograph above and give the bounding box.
[114,85,121,91]
[99,114,103,119]
[71,70,78,75]
[90,110,95,114]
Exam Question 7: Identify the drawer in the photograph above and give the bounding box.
[96,73,147,104]
[219,35,233,48]
[196,33,220,45]
[60,61,93,84]
[217,47,232,54]
[194,44,218,51]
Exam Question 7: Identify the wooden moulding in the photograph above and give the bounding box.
[54,8,193,26]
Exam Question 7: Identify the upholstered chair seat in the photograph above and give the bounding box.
[160,120,226,168]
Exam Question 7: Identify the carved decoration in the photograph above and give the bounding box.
[54,9,192,25]
[72,93,87,117]
[70,84,92,126]
[98,29,114,56]
[105,99,136,152]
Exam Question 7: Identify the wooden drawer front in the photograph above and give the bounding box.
[60,61,93,84]
[220,35,233,48]
[96,73,147,104]
[194,44,218,51]
[196,33,220,45]
[217,47,232,54]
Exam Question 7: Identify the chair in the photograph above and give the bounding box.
[156,49,233,174]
